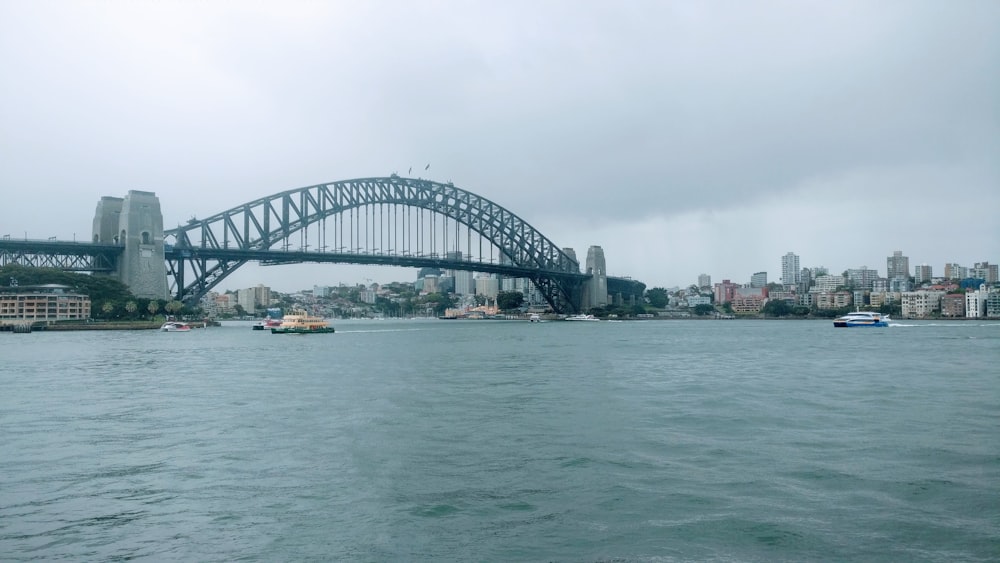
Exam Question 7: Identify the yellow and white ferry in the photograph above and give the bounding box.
[270,312,335,334]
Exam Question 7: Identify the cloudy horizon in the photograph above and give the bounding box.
[2,1,997,293]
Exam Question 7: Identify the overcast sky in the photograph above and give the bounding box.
[2,1,997,292]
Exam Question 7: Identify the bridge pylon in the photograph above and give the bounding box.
[92,191,169,300]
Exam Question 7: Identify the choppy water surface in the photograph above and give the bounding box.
[2,319,998,561]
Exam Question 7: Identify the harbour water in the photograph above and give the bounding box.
[1,319,998,561]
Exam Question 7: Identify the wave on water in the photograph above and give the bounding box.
[336,328,426,334]
[889,322,1000,328]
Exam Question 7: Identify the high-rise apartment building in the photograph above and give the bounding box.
[475,274,499,299]
[847,267,878,290]
[914,264,932,284]
[944,263,967,280]
[798,268,812,294]
[972,262,998,283]
[750,272,767,288]
[781,252,800,286]
[698,273,712,289]
[887,250,909,280]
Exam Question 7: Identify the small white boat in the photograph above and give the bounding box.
[833,311,889,328]
[252,318,282,331]
[529,314,541,322]
[160,321,192,332]
[565,314,600,322]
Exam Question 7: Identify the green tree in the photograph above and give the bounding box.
[101,301,115,318]
[645,287,668,308]
[791,305,811,316]
[422,293,456,316]
[233,304,245,317]
[630,303,647,316]
[496,290,524,311]
[147,300,160,317]
[165,300,184,315]
[762,299,792,317]
[125,300,138,318]
[693,303,715,316]
[374,296,400,317]
[878,302,901,316]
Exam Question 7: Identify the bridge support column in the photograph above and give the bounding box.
[582,245,608,311]
[92,191,169,300]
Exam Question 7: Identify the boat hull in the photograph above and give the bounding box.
[270,327,335,334]
[833,320,889,327]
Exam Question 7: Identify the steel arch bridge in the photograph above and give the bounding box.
[165,176,590,312]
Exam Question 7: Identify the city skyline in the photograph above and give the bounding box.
[214,250,997,296]
[2,2,998,292]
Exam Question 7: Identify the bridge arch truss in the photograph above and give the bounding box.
[164,176,587,312]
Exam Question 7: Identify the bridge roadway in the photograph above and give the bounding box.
[0,238,122,271]
[167,245,589,282]
[0,238,643,307]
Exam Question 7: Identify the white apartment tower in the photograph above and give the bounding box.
[966,284,988,318]
[781,252,800,286]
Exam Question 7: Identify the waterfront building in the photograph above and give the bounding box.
[987,291,1000,318]
[236,288,257,314]
[901,291,944,318]
[914,264,933,284]
[253,284,271,308]
[698,273,712,289]
[475,274,499,299]
[798,292,815,307]
[887,250,909,281]
[750,272,767,288]
[730,294,765,314]
[814,275,845,293]
[422,274,440,294]
[853,290,868,308]
[872,278,889,293]
[214,293,234,316]
[944,263,967,280]
[846,267,878,290]
[0,284,91,324]
[781,252,800,286]
[971,262,998,283]
[687,295,712,307]
[736,286,767,299]
[453,269,474,295]
[966,284,988,318]
[769,290,796,302]
[713,279,740,304]
[869,292,886,309]
[889,277,912,292]
[940,293,966,317]
[816,291,852,310]
[444,252,474,295]
[798,268,812,295]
